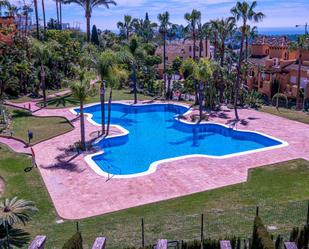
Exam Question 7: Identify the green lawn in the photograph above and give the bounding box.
[7,108,73,144]
[260,106,309,125]
[38,88,155,109]
[8,88,69,103]
[1,144,309,248]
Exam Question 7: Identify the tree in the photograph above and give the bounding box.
[97,51,115,135]
[63,0,117,42]
[231,1,265,120]
[105,65,128,136]
[117,15,136,41]
[171,56,182,75]
[0,0,10,17]
[184,9,201,60]
[288,35,309,110]
[0,197,37,249]
[158,11,171,96]
[133,12,157,43]
[193,59,213,121]
[70,73,92,150]
[91,24,99,45]
[244,25,258,61]
[215,17,236,67]
[32,41,51,107]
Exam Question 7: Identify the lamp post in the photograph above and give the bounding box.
[296,23,308,35]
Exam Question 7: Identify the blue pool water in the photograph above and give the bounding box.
[74,103,283,176]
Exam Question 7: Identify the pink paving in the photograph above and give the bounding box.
[2,100,309,220]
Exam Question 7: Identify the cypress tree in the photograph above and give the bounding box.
[91,25,100,46]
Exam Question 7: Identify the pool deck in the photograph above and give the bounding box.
[3,100,309,219]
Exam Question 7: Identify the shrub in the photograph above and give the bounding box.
[62,232,83,249]
[251,216,275,249]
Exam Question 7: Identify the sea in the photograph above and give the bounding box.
[257,27,306,36]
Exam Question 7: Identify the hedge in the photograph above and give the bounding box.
[62,232,83,249]
[251,216,275,249]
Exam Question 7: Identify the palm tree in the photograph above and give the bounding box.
[0,197,37,249]
[216,17,236,67]
[184,9,201,60]
[134,12,157,43]
[105,65,128,136]
[63,0,117,42]
[244,25,258,61]
[70,74,91,150]
[32,41,51,107]
[231,1,265,120]
[193,59,213,121]
[289,35,309,109]
[0,0,9,17]
[97,51,117,135]
[158,11,171,96]
[117,15,136,41]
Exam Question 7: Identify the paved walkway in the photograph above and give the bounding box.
[0,136,31,154]
[2,99,309,220]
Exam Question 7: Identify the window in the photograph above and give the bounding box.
[189,46,192,52]
[284,52,287,60]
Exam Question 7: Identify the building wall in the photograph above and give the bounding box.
[251,44,269,57]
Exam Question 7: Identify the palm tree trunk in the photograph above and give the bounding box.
[80,102,86,150]
[5,221,10,249]
[194,80,199,105]
[56,0,59,28]
[245,35,249,62]
[163,32,166,96]
[296,51,302,110]
[199,82,203,122]
[41,0,46,30]
[40,65,47,107]
[100,81,105,135]
[234,25,246,121]
[133,63,137,104]
[33,0,39,39]
[193,29,196,60]
[199,37,202,58]
[106,88,112,136]
[86,12,91,42]
[220,42,225,67]
[166,76,171,100]
[59,0,62,30]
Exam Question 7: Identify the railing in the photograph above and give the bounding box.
[28,200,309,249]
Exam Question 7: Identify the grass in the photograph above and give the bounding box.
[38,88,154,109]
[260,106,309,125]
[1,144,309,249]
[8,88,69,103]
[7,108,73,144]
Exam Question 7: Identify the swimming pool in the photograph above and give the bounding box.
[72,103,287,178]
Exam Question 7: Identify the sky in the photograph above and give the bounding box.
[10,0,309,32]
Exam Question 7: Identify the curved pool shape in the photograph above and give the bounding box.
[72,103,287,178]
